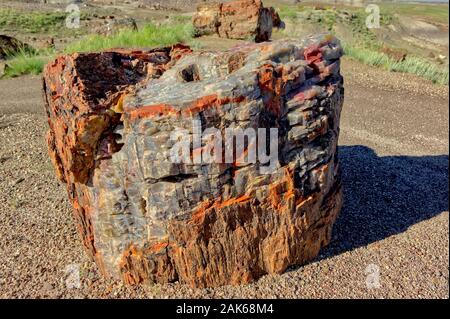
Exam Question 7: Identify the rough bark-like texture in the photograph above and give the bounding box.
[42,44,192,271]
[43,34,344,288]
[192,0,281,42]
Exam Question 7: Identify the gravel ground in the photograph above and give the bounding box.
[0,58,448,299]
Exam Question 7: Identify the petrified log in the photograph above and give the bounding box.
[192,0,282,42]
[43,34,344,288]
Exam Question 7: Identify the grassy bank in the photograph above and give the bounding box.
[379,2,449,24]
[2,50,52,78]
[64,23,195,53]
[278,4,448,85]
[344,45,449,85]
[1,22,194,78]
[0,8,90,34]
[2,6,448,85]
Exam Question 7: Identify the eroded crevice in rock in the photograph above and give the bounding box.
[179,64,201,82]
[159,174,199,183]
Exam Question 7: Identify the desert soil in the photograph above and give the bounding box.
[0,57,448,298]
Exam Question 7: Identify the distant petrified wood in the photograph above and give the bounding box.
[43,34,344,288]
[192,0,282,42]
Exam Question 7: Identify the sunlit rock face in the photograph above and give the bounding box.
[192,0,282,42]
[43,34,344,288]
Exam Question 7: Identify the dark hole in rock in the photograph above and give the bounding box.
[179,64,201,82]
[159,173,198,183]
[140,197,147,216]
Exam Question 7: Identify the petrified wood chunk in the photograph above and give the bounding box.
[43,34,344,288]
[192,0,282,42]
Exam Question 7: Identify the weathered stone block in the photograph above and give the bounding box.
[192,0,282,42]
[43,34,344,288]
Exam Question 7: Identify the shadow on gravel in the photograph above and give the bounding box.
[317,145,449,261]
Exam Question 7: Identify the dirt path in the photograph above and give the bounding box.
[0,58,448,298]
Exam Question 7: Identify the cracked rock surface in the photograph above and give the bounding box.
[43,34,344,288]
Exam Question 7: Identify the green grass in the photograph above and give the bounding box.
[2,49,53,78]
[344,44,449,85]
[0,8,70,33]
[379,3,449,24]
[65,23,194,53]
[279,5,393,42]
[2,7,447,86]
[169,14,193,24]
[2,21,194,78]
[278,5,448,85]
[278,6,301,20]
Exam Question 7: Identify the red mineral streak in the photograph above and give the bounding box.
[293,88,319,102]
[304,44,323,64]
[127,95,247,121]
[190,194,252,225]
[182,94,247,115]
[258,63,284,116]
[128,104,178,120]
[149,242,169,252]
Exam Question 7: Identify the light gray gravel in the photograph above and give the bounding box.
[0,59,448,299]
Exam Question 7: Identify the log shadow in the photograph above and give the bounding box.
[313,145,448,262]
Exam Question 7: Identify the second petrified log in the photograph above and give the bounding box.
[43,34,344,288]
[192,0,282,42]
